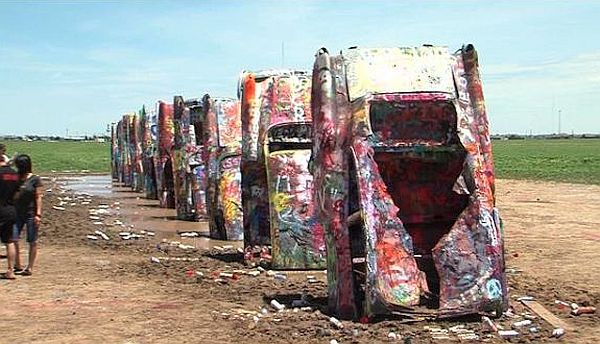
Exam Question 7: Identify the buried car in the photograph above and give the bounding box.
[118,113,134,187]
[203,95,243,241]
[173,96,208,220]
[141,106,158,199]
[131,110,144,193]
[311,45,507,319]
[155,101,176,208]
[240,70,326,269]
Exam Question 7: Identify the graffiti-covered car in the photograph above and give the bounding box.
[131,111,144,193]
[155,101,176,208]
[240,70,325,269]
[141,106,158,199]
[311,45,507,319]
[203,95,243,241]
[110,122,119,181]
[173,96,207,220]
[118,113,134,187]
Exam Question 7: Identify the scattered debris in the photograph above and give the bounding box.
[270,299,285,311]
[86,235,98,240]
[52,206,66,211]
[481,316,497,332]
[572,306,596,315]
[154,257,199,262]
[554,300,571,311]
[521,299,573,331]
[219,272,235,279]
[552,328,565,338]
[497,330,519,338]
[150,257,160,264]
[329,316,343,329]
[94,230,109,240]
[179,231,199,237]
[273,273,287,281]
[512,319,532,328]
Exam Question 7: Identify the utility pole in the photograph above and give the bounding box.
[558,109,562,134]
[281,41,285,68]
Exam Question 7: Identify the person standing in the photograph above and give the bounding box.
[0,153,19,280]
[13,154,43,276]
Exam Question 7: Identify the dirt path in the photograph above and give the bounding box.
[0,179,598,343]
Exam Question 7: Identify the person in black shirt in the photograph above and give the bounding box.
[0,153,19,279]
[13,154,43,276]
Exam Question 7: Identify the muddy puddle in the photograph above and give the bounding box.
[54,174,114,196]
[57,174,241,250]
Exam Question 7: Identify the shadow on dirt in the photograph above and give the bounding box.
[203,251,244,264]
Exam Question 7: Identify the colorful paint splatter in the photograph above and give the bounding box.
[141,106,158,199]
[173,96,207,220]
[204,96,243,240]
[311,45,506,319]
[241,70,326,269]
[155,101,176,208]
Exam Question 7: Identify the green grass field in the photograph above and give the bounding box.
[492,138,600,185]
[0,140,110,173]
[1,138,599,184]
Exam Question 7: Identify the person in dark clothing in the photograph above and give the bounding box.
[0,153,19,280]
[13,154,43,276]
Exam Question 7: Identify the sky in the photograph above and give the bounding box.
[1,0,599,136]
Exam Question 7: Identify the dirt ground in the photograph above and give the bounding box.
[0,178,598,344]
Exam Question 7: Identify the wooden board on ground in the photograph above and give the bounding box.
[521,300,573,331]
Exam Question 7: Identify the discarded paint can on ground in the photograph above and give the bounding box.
[311,45,507,319]
[204,95,243,240]
[155,101,176,208]
[240,70,326,269]
[173,96,207,220]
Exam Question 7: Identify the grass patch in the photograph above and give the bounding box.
[492,138,600,185]
[1,138,598,185]
[0,140,110,174]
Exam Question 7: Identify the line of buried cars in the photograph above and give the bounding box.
[111,45,508,321]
